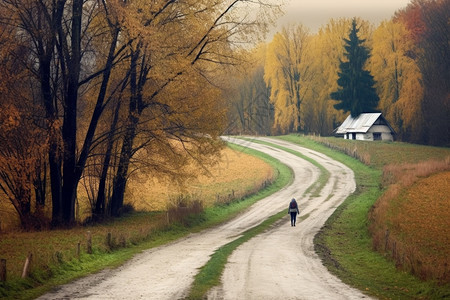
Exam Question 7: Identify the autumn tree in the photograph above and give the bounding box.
[419,0,449,146]
[264,24,312,134]
[0,0,111,225]
[103,0,280,216]
[0,0,280,226]
[395,0,449,145]
[369,20,424,142]
[303,19,355,134]
[409,0,447,145]
[0,21,48,229]
[331,19,379,117]
[226,46,273,135]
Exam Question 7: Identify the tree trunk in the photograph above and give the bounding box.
[110,48,142,217]
[40,54,63,225]
[34,162,47,208]
[76,27,120,188]
[61,0,83,224]
[110,126,135,216]
[95,100,122,217]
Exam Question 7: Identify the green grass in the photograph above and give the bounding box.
[0,144,293,300]
[279,134,450,299]
[187,210,287,299]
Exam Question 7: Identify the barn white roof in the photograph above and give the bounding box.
[335,113,393,134]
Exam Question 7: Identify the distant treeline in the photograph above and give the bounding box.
[226,0,449,147]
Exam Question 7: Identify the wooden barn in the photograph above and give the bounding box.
[335,113,395,141]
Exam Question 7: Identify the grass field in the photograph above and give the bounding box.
[371,167,450,283]
[124,146,275,211]
[71,146,274,222]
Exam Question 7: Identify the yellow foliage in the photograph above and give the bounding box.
[301,18,373,134]
[264,24,311,133]
[369,20,424,140]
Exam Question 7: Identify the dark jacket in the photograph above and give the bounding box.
[288,200,299,214]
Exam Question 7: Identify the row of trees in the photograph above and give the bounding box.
[0,0,281,229]
[227,0,449,146]
[1,0,447,230]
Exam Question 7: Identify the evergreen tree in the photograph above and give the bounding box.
[331,19,379,117]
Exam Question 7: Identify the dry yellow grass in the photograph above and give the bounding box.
[370,161,450,283]
[0,146,274,231]
[125,147,274,211]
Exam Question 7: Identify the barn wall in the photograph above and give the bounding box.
[342,125,394,141]
[368,125,394,141]
[356,133,371,141]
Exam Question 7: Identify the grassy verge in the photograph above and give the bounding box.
[278,135,450,299]
[187,210,287,299]
[0,145,293,300]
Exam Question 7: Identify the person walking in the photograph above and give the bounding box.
[288,198,299,226]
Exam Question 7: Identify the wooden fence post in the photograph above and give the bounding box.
[0,259,6,282]
[106,232,112,250]
[21,253,32,279]
[77,242,81,258]
[87,231,92,254]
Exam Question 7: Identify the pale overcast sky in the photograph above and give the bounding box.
[271,0,412,34]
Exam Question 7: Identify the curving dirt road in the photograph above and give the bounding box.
[38,137,370,300]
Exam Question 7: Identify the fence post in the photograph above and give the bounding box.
[21,253,32,279]
[0,259,6,282]
[87,231,92,254]
[106,232,112,250]
[77,241,81,258]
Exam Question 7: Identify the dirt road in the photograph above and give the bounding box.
[38,137,369,300]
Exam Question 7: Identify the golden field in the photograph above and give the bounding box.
[124,146,274,211]
[0,147,274,231]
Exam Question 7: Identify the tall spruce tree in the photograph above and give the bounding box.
[331,19,379,117]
